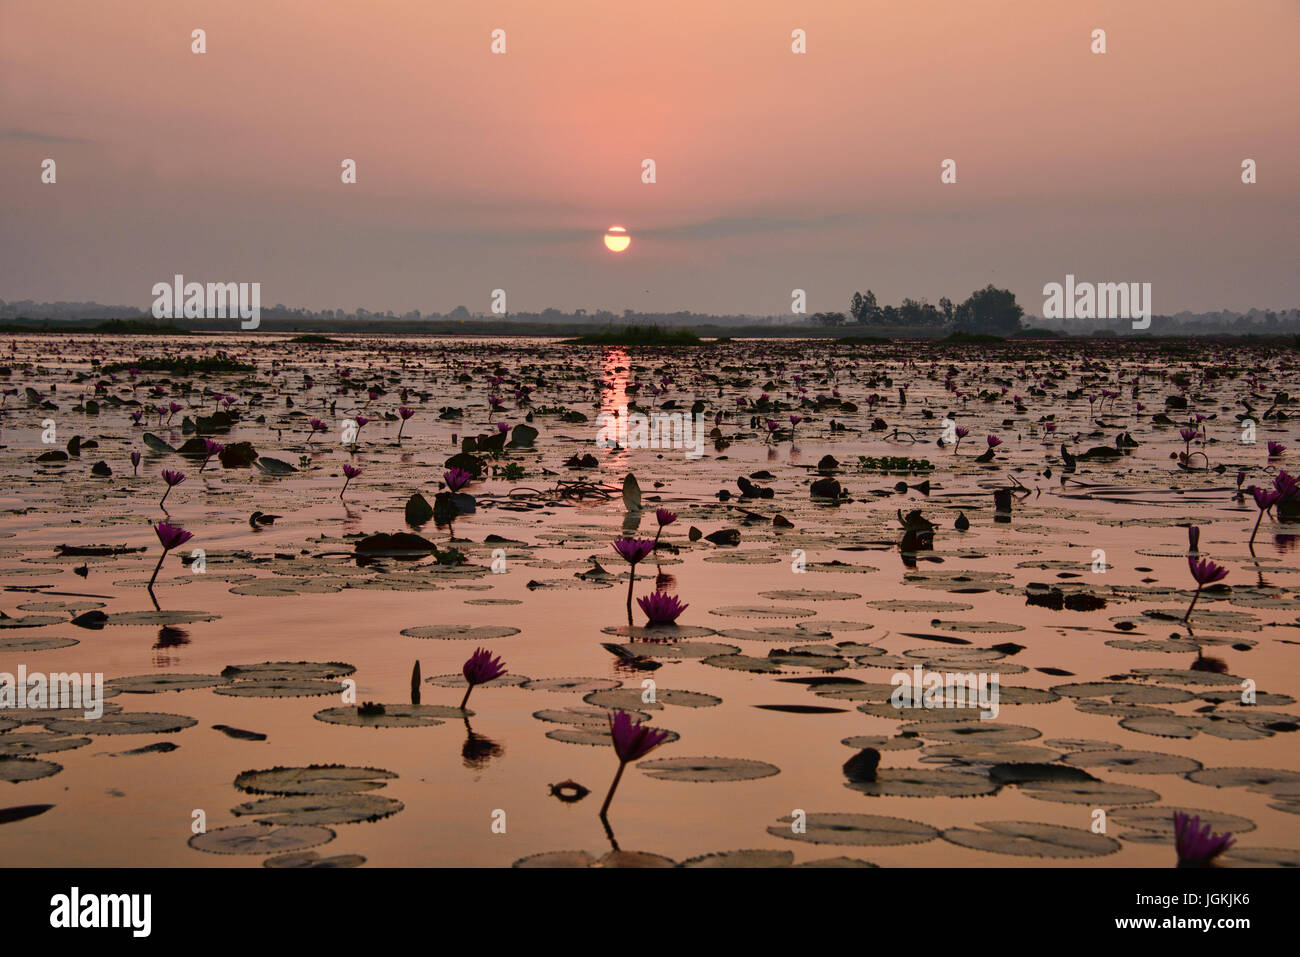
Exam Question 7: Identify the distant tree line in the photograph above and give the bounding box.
[811,285,1025,335]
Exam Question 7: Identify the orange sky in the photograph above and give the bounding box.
[2,0,1296,316]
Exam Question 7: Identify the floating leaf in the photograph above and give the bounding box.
[768,812,938,846]
[400,624,521,641]
[639,756,780,783]
[0,757,62,783]
[1061,749,1202,775]
[43,712,197,736]
[941,820,1120,858]
[231,793,403,826]
[234,765,398,795]
[313,704,462,728]
[188,823,334,855]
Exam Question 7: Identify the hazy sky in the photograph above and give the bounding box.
[2,0,1296,317]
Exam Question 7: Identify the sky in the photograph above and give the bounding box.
[1,0,1297,318]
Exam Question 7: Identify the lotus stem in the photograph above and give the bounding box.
[600,760,627,818]
[1183,584,1202,623]
[148,549,168,588]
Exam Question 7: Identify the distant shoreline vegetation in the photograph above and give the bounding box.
[561,325,703,346]
[0,294,1296,338]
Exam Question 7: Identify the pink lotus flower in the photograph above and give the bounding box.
[600,710,671,817]
[154,521,193,552]
[655,508,677,527]
[987,435,1002,449]
[308,418,327,442]
[340,464,362,499]
[159,469,186,509]
[149,521,193,588]
[613,537,656,623]
[396,406,415,441]
[1184,554,1228,622]
[459,647,507,709]
[199,438,224,471]
[1188,555,1228,586]
[637,591,688,625]
[1248,486,1282,549]
[1251,486,1282,511]
[130,450,141,475]
[612,538,654,566]
[1173,812,1234,867]
[1274,470,1299,501]
[444,468,472,492]
[1267,441,1286,458]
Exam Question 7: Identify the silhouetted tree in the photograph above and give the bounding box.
[954,285,1023,335]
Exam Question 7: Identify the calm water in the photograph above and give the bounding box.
[1,333,1296,867]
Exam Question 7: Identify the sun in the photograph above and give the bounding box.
[603,225,631,253]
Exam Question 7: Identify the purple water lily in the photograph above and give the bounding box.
[637,590,688,625]
[149,521,193,588]
[460,647,507,710]
[1173,811,1234,867]
[600,710,671,817]
[1184,554,1228,622]
[340,463,362,499]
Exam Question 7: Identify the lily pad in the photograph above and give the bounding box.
[941,820,1120,858]
[188,823,334,855]
[639,756,780,783]
[234,764,398,795]
[43,712,197,736]
[231,793,404,826]
[0,757,62,783]
[400,625,522,641]
[313,704,462,728]
[768,812,938,846]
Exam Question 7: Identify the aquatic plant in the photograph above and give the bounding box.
[340,464,362,499]
[1184,554,1228,622]
[159,469,186,509]
[149,521,193,588]
[397,406,415,442]
[653,508,677,549]
[199,438,224,472]
[1248,486,1282,548]
[460,647,507,709]
[637,590,688,625]
[600,710,671,817]
[1173,812,1234,867]
[444,468,472,493]
[613,538,655,622]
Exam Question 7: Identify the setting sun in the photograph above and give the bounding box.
[603,225,630,253]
